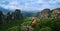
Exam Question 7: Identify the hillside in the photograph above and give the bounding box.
[0,8,60,31]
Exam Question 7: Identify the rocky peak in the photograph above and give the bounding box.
[39,9,51,19]
[41,9,50,14]
[51,8,60,18]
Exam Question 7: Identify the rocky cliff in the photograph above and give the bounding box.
[39,9,51,19]
[37,8,60,19]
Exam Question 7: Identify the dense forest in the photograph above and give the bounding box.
[0,8,60,31]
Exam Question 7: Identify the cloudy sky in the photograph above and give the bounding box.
[0,0,60,11]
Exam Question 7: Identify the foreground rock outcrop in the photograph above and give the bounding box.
[21,26,33,31]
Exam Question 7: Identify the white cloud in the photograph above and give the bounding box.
[0,0,60,11]
[9,1,18,5]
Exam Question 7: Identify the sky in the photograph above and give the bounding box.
[0,0,60,11]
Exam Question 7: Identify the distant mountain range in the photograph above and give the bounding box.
[0,6,14,15]
[0,7,39,12]
[0,6,39,16]
[0,7,12,12]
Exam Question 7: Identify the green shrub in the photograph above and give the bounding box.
[36,19,51,28]
[39,27,52,31]
[51,18,60,31]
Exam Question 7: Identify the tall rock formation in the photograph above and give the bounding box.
[39,9,51,19]
[0,11,6,24]
[11,12,15,19]
[0,11,3,24]
[51,8,60,18]
[6,12,12,23]
[14,9,23,19]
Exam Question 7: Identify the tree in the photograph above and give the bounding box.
[39,27,52,31]
[51,18,60,31]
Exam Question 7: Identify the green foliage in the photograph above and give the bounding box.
[21,17,32,26]
[36,19,51,28]
[51,18,60,31]
[1,16,60,31]
[21,18,60,31]
[0,19,24,31]
[7,26,20,31]
[39,27,52,31]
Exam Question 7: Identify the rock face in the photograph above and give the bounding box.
[38,8,60,19]
[0,11,3,24]
[11,9,23,20]
[11,12,15,19]
[6,12,12,23]
[14,9,21,19]
[0,11,6,24]
[21,26,33,31]
[39,9,50,19]
[51,8,60,18]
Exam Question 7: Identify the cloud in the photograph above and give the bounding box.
[0,0,60,11]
